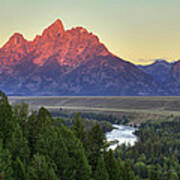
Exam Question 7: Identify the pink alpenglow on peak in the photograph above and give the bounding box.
[3,33,27,50]
[41,19,65,41]
[0,19,110,66]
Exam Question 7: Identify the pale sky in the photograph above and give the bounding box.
[1,0,180,64]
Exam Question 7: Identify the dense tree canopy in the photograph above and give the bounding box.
[0,90,179,179]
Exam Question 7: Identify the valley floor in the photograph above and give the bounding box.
[8,96,180,124]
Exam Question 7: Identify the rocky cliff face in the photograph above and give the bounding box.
[0,19,167,95]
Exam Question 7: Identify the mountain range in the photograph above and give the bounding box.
[0,19,179,96]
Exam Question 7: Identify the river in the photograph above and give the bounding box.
[106,124,138,150]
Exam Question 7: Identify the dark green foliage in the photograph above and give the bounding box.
[0,145,14,180]
[13,157,29,180]
[122,162,135,180]
[59,126,91,180]
[13,102,28,134]
[94,156,109,180]
[28,154,58,180]
[0,91,14,147]
[104,150,120,180]
[34,127,73,179]
[37,107,52,128]
[34,114,91,179]
[86,123,107,171]
[6,125,30,162]
[51,110,120,132]
[134,162,147,178]
[115,120,180,179]
[26,112,39,156]
[72,112,86,145]
[0,91,179,180]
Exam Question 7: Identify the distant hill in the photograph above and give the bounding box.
[137,59,173,83]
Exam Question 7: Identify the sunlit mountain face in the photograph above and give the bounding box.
[0,19,110,67]
[0,19,176,96]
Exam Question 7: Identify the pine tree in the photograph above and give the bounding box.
[117,158,125,179]
[104,150,120,180]
[0,91,15,147]
[122,161,135,180]
[6,125,30,162]
[13,157,29,180]
[87,123,107,171]
[147,165,159,180]
[37,107,52,129]
[0,144,14,180]
[134,161,147,178]
[26,112,38,156]
[13,102,29,136]
[26,107,53,155]
[94,156,109,180]
[60,126,91,180]
[28,154,58,180]
[72,112,86,146]
[34,126,73,180]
